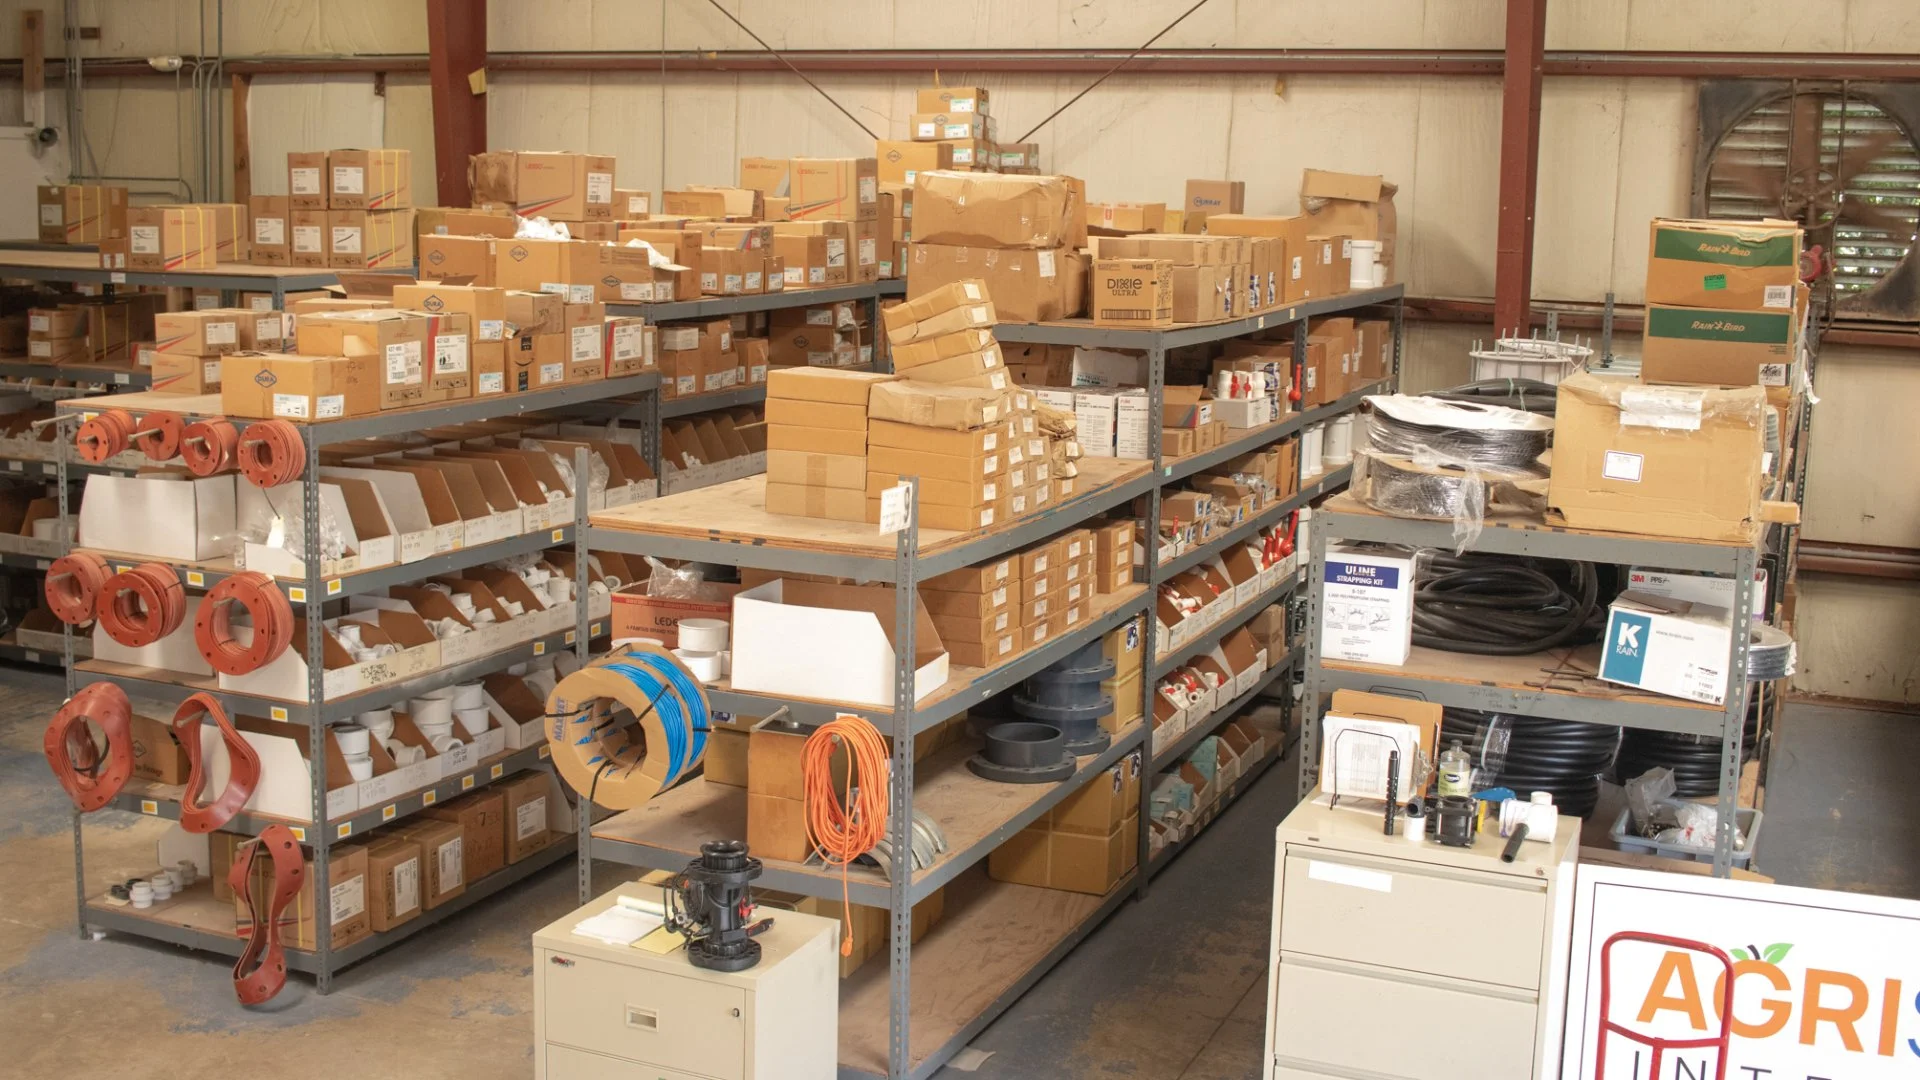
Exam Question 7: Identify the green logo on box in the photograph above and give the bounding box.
[1704,274,1727,290]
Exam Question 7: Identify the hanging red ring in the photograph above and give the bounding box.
[231,824,306,1005]
[98,562,187,647]
[45,552,111,626]
[180,418,239,477]
[236,420,305,488]
[194,572,293,675]
[172,693,260,833]
[131,411,186,461]
[74,409,135,464]
[43,683,134,812]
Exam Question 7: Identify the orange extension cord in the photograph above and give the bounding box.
[803,714,890,959]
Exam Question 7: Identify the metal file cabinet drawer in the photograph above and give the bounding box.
[542,949,749,1080]
[546,1043,720,1080]
[1278,849,1547,990]
[1269,956,1538,1080]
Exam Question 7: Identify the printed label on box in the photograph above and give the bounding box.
[254,217,284,245]
[1602,450,1644,483]
[293,225,322,253]
[203,360,220,382]
[330,876,365,924]
[619,282,654,301]
[478,319,503,342]
[479,372,503,394]
[439,838,464,889]
[273,393,311,419]
[332,165,365,195]
[540,362,565,385]
[332,226,363,254]
[290,167,321,195]
[515,797,547,841]
[205,321,237,346]
[826,239,847,267]
[1763,285,1793,309]
[586,172,613,204]
[387,340,422,384]
[1759,363,1788,386]
[131,226,160,254]
[570,325,600,363]
[435,333,469,374]
[1038,250,1057,278]
[40,204,61,226]
[611,322,646,360]
[391,858,419,917]
[316,394,345,418]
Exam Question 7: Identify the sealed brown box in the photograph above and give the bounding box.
[38,184,127,244]
[767,398,866,430]
[877,140,952,184]
[508,331,567,393]
[1546,373,1764,542]
[1092,259,1174,328]
[493,236,600,295]
[127,206,214,271]
[700,247,766,296]
[788,157,878,222]
[767,481,867,522]
[152,353,222,394]
[1300,169,1399,283]
[1645,217,1802,310]
[925,556,1015,595]
[392,818,466,909]
[249,195,290,265]
[739,157,790,196]
[868,380,1010,430]
[914,173,1078,250]
[289,208,328,268]
[419,234,494,285]
[917,85,989,113]
[866,467,1001,510]
[604,316,655,377]
[930,605,1016,645]
[232,843,370,950]
[773,220,854,284]
[221,352,380,420]
[766,448,866,490]
[327,209,416,270]
[468,150,616,220]
[421,790,506,885]
[1640,300,1803,387]
[946,632,1019,668]
[941,139,995,170]
[1184,179,1245,229]
[766,366,894,406]
[363,834,423,932]
[416,205,519,241]
[767,423,866,457]
[393,283,508,344]
[155,309,240,357]
[863,492,997,533]
[128,712,189,783]
[868,444,1005,484]
[498,772,554,864]
[1310,234,1352,297]
[327,148,412,210]
[1204,215,1315,303]
[912,112,992,141]
[296,309,440,409]
[907,243,1084,323]
[1093,202,1167,233]
[288,150,328,209]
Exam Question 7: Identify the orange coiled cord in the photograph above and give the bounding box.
[803,714,890,959]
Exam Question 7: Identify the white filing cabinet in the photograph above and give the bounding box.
[1262,791,1578,1080]
[533,883,841,1080]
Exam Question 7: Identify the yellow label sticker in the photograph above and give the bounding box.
[289,826,306,841]
[382,805,397,821]
[186,571,205,587]
[551,529,565,543]
[288,587,306,603]
[327,579,343,596]
[533,641,546,656]
[337,823,352,838]
[591,622,602,636]
[422,790,437,805]
[490,763,504,779]
[564,631,576,645]
[270,706,289,722]
[460,775,475,791]
[140,799,159,815]
[538,745,551,760]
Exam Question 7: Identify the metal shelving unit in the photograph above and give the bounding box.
[0,249,375,299]
[1299,503,1762,875]
[574,284,1404,1080]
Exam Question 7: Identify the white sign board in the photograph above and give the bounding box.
[1563,864,1920,1079]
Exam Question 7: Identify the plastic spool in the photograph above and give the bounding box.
[1011,637,1113,755]
[45,552,111,626]
[99,563,187,648]
[967,722,1075,784]
[74,408,135,464]
[131,411,185,461]
[677,618,730,653]
[1323,415,1355,469]
[544,643,710,810]
[236,419,305,488]
[672,648,724,682]
[1747,624,1796,681]
[1348,240,1379,289]
[194,572,294,675]
[179,418,238,476]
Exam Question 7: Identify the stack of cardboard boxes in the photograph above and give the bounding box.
[989,750,1141,895]
[36,185,128,245]
[877,85,998,186]
[469,149,615,228]
[907,172,1089,323]
[766,299,871,372]
[246,149,414,270]
[920,522,1102,669]
[25,295,163,370]
[763,367,897,522]
[95,203,247,272]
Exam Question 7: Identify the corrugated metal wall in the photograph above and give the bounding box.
[6,0,1917,701]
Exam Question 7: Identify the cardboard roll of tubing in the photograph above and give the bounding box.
[99,562,187,648]
[45,551,111,625]
[230,824,305,1005]
[237,419,305,488]
[43,683,134,812]
[545,643,710,810]
[131,410,185,461]
[173,692,261,833]
[195,572,294,675]
[181,418,238,476]
[74,408,135,464]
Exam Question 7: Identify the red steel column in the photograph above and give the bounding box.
[426,0,487,207]
[1494,0,1548,334]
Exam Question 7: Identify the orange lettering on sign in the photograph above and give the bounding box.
[1711,960,1793,1039]
[1639,950,1709,1031]
[1800,968,1869,1051]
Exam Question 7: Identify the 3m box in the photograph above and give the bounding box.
[38,185,127,244]
[1319,545,1414,666]
[1645,217,1802,310]
[1599,593,1734,705]
[1640,301,1802,387]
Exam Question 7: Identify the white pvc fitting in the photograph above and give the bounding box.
[677,618,730,652]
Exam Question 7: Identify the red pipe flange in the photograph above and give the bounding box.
[194,572,294,675]
[172,693,261,833]
[43,683,134,812]
[231,824,306,1005]
[131,411,186,461]
[180,418,239,476]
[236,420,305,488]
[45,552,111,626]
[98,562,187,647]
[74,408,135,464]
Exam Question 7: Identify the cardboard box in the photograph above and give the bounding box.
[221,352,380,420]
[1640,300,1802,387]
[739,157,790,197]
[418,234,494,285]
[392,818,466,909]
[1184,179,1245,229]
[129,712,189,783]
[731,578,949,706]
[151,353,223,394]
[155,309,240,357]
[248,195,290,265]
[914,173,1078,250]
[1547,373,1764,542]
[766,448,866,490]
[1093,202,1166,233]
[421,790,506,885]
[287,150,328,209]
[126,206,214,271]
[498,771,556,863]
[327,209,416,270]
[766,366,894,405]
[868,380,1009,430]
[38,184,127,244]
[789,157,878,222]
[1320,545,1415,666]
[493,236,599,295]
[906,243,1084,323]
[1091,259,1173,328]
[766,481,867,522]
[328,148,412,210]
[917,85,988,113]
[1204,214,1315,302]
[415,205,520,241]
[1598,593,1734,705]
[1299,169,1399,283]
[297,309,441,409]
[363,834,423,932]
[233,843,370,950]
[1645,217,1802,310]
[393,283,508,344]
[912,111,992,141]
[468,150,616,220]
[877,140,953,184]
[988,815,1133,896]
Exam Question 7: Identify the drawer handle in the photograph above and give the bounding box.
[625,1006,659,1030]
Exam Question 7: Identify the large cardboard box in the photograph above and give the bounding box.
[468,150,616,220]
[392,818,466,909]
[789,157,878,222]
[328,148,413,210]
[1640,300,1803,388]
[221,352,381,420]
[126,206,214,271]
[1183,179,1244,230]
[419,234,495,285]
[232,843,370,950]
[877,140,953,184]
[1091,258,1174,328]
[1299,169,1399,283]
[287,150,327,209]
[289,208,328,268]
[362,834,423,932]
[739,157,790,197]
[913,173,1078,249]
[493,236,599,294]
[1598,593,1735,705]
[38,184,127,244]
[421,790,506,885]
[499,771,556,863]
[327,209,415,270]
[296,309,441,409]
[906,243,1084,323]
[1644,217,1802,311]
[1204,214,1314,303]
[249,195,290,265]
[1547,372,1765,542]
[393,283,507,345]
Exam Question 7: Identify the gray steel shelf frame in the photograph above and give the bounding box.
[0,261,377,293]
[0,360,152,387]
[574,286,1405,1079]
[605,280,882,321]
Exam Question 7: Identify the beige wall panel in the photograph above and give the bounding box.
[218,0,426,56]
[247,75,385,197]
[487,72,593,157]
[732,73,897,164]
[579,77,666,192]
[72,78,203,197]
[1238,2,1452,49]
[1606,78,1695,305]
[1531,78,1626,303]
[381,74,438,205]
[1793,576,1920,704]
[1803,345,1920,549]
[1545,0,1629,49]
[1224,75,1423,221]
[1846,0,1920,50]
[490,0,607,52]
[1406,77,1501,299]
[1419,0,1503,49]
[1625,1,1846,52]
[1400,322,1479,394]
[1045,74,1232,207]
[665,0,750,51]
[662,74,741,191]
[753,0,963,50]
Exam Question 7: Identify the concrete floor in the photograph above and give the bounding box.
[0,665,1908,1079]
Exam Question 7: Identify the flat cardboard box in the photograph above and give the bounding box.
[923,556,1015,595]
[765,481,867,522]
[868,419,1008,457]
[766,448,866,490]
[866,495,996,533]
[868,443,1004,483]
[1091,259,1174,328]
[731,578,950,707]
[220,352,380,420]
[865,468,1000,509]
[421,790,506,885]
[766,398,867,431]
[766,423,866,457]
[1645,217,1802,310]
[868,380,1009,430]
[892,327,996,371]
[1640,300,1802,387]
[788,157,878,222]
[946,632,1019,668]
[1547,372,1764,542]
[883,279,992,336]
[906,243,1084,323]
[877,140,953,184]
[391,818,466,908]
[765,365,894,405]
[914,173,1078,250]
[896,346,1009,391]
[1184,179,1245,229]
[1299,169,1399,283]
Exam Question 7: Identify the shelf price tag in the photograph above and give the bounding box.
[115,372,130,385]
[5,461,20,472]
[288,587,306,603]
[289,827,306,841]
[382,805,397,821]
[422,790,437,806]
[140,799,159,815]
[337,823,352,839]
[460,775,475,791]
[591,622,603,636]
[878,482,913,535]
[109,272,126,284]
[270,706,289,722]
[564,631,576,646]
[538,745,551,760]
[551,529,565,543]
[326,579,342,596]
[533,641,546,656]
[490,764,504,780]
[186,571,205,587]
